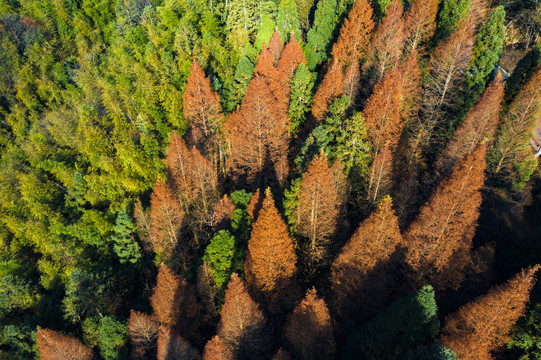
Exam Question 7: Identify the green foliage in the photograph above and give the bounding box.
[370,0,391,22]
[342,286,446,359]
[305,0,339,70]
[82,316,100,348]
[506,302,541,359]
[231,190,253,208]
[289,63,314,134]
[97,316,129,360]
[111,211,141,264]
[203,230,242,290]
[277,0,301,43]
[0,275,36,318]
[227,56,255,111]
[0,325,37,360]
[434,0,470,44]
[283,177,302,234]
[504,43,541,106]
[62,269,107,323]
[255,13,276,50]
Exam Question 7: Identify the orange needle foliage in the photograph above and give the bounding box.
[331,196,403,319]
[311,60,344,122]
[244,188,297,311]
[224,76,290,185]
[36,328,93,360]
[440,266,540,360]
[202,336,235,360]
[283,289,335,360]
[404,145,487,290]
[367,143,393,205]
[436,77,504,178]
[128,310,159,358]
[269,28,284,65]
[255,43,288,109]
[296,153,347,264]
[217,274,271,357]
[404,0,439,53]
[150,265,199,338]
[277,34,307,95]
[156,326,199,360]
[183,59,224,165]
[211,194,235,232]
[247,188,263,221]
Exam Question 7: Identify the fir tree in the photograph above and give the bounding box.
[277,0,301,43]
[434,0,471,44]
[111,210,141,264]
[305,0,339,70]
[228,56,255,111]
[288,63,314,134]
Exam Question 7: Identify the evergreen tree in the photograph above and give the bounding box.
[111,210,141,264]
[288,63,314,134]
[277,0,301,43]
[295,0,316,33]
[255,14,277,52]
[203,230,241,290]
[97,316,129,360]
[371,0,391,22]
[228,56,255,111]
[434,0,471,44]
[305,0,339,70]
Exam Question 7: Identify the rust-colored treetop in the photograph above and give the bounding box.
[404,0,439,52]
[367,141,393,205]
[296,152,347,263]
[363,65,405,153]
[245,188,297,308]
[269,28,284,64]
[150,265,199,336]
[37,328,93,360]
[366,0,405,78]
[128,310,159,353]
[311,60,344,122]
[247,188,263,222]
[405,144,487,289]
[254,42,288,107]
[202,336,235,360]
[436,77,504,178]
[277,33,307,92]
[283,289,335,360]
[224,76,290,184]
[183,58,224,159]
[212,194,235,231]
[331,0,375,67]
[440,266,540,360]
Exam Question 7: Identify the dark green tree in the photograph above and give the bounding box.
[111,211,141,265]
[202,230,242,290]
[434,0,470,44]
[305,0,339,70]
[289,63,314,134]
[277,0,301,43]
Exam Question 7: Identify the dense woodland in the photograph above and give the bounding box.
[0,0,541,358]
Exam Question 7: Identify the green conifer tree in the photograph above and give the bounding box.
[111,211,141,265]
[277,0,301,43]
[305,0,339,70]
[289,63,314,134]
[434,0,470,44]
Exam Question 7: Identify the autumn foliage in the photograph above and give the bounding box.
[404,0,439,52]
[440,266,539,359]
[211,194,235,231]
[202,336,235,360]
[311,60,344,121]
[283,289,335,360]
[156,326,199,360]
[37,328,93,360]
[128,310,160,358]
[277,34,307,95]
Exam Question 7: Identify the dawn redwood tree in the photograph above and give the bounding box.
[149,179,185,260]
[156,326,199,360]
[247,188,263,221]
[404,145,487,290]
[404,0,439,52]
[150,266,199,339]
[196,262,218,318]
[217,274,271,358]
[224,76,290,185]
[212,194,235,231]
[331,196,403,320]
[311,60,344,121]
[134,198,152,251]
[296,153,347,265]
[183,59,224,166]
[366,0,405,79]
[440,266,540,360]
[342,60,361,106]
[127,310,159,358]
[202,336,235,360]
[37,328,93,360]
[283,289,335,360]
[269,28,284,64]
[436,77,504,178]
[276,34,306,95]
[255,43,288,108]
[366,143,393,205]
[244,188,297,312]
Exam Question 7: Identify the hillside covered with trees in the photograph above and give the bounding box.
[0,0,541,358]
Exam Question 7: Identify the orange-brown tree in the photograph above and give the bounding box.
[244,188,297,312]
[331,196,403,320]
[436,77,504,178]
[404,145,487,290]
[366,143,393,205]
[404,0,439,52]
[36,328,93,360]
[217,274,271,358]
[255,43,288,108]
[183,59,224,166]
[150,265,199,339]
[128,310,160,359]
[212,194,235,231]
[296,153,347,266]
[342,60,361,106]
[440,266,539,359]
[366,0,405,79]
[269,28,284,65]
[202,336,235,360]
[283,289,335,360]
[156,326,199,360]
[276,34,307,95]
[224,76,290,185]
[311,60,344,121]
[247,188,263,221]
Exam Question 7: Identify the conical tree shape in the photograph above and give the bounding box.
[404,0,439,52]
[217,274,271,358]
[404,145,487,290]
[255,43,288,108]
[244,188,297,311]
[128,310,159,359]
[277,33,307,94]
[269,28,284,64]
[331,196,404,320]
[224,76,290,185]
[311,60,344,122]
[283,289,334,360]
[440,266,540,360]
[37,328,93,360]
[157,326,199,360]
[149,179,185,259]
[296,153,347,265]
[436,77,504,178]
[212,194,235,231]
[183,58,224,165]
[203,336,235,360]
[331,0,375,67]
[366,0,405,78]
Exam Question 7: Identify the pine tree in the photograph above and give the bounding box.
[404,0,439,52]
[331,0,375,67]
[277,0,301,43]
[149,179,185,260]
[283,289,334,359]
[150,266,199,339]
[311,60,344,121]
[440,266,540,360]
[366,0,405,78]
[217,274,271,358]
[112,210,141,264]
[37,328,94,360]
[305,0,339,70]
[490,67,541,192]
[224,76,290,185]
[244,188,297,311]
[331,196,403,320]
[127,310,159,359]
[277,34,307,94]
[404,145,486,290]
[436,77,504,178]
[183,59,224,166]
[156,326,199,360]
[202,336,235,360]
[289,63,314,134]
[296,152,347,265]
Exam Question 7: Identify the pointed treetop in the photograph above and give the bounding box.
[269,27,284,64]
